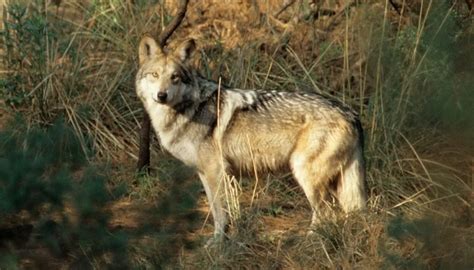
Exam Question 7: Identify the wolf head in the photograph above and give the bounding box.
[136,36,197,107]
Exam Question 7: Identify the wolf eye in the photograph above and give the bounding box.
[171,73,180,84]
[151,72,159,78]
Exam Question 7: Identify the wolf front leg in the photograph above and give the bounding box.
[197,162,229,246]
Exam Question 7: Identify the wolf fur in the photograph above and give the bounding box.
[136,36,368,242]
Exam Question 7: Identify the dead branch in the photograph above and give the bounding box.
[136,0,190,172]
[388,0,402,15]
[274,0,296,19]
[137,112,151,172]
[158,0,190,47]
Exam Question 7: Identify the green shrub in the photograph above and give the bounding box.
[0,118,128,268]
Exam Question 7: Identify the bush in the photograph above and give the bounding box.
[0,118,128,268]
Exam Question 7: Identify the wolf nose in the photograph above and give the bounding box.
[157,92,168,103]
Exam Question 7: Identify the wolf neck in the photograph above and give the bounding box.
[196,74,221,100]
[171,74,221,112]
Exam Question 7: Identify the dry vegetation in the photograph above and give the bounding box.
[0,0,473,268]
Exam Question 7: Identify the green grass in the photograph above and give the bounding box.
[1,0,473,268]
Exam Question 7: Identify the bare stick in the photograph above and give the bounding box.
[388,0,402,15]
[158,0,190,47]
[137,111,151,172]
[136,0,190,172]
[274,0,296,18]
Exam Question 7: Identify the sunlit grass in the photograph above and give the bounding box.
[0,0,472,268]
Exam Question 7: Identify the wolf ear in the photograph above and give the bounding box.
[138,36,162,65]
[175,39,196,62]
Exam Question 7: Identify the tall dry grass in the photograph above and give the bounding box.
[1,0,473,268]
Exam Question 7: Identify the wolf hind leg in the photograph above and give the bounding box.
[290,152,332,231]
[290,127,349,232]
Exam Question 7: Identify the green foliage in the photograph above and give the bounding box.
[384,215,474,269]
[2,2,51,108]
[360,1,473,205]
[0,118,129,268]
[0,118,83,215]
[418,2,474,141]
[372,1,472,138]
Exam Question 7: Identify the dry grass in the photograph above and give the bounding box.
[1,0,473,268]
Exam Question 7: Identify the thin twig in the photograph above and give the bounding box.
[388,0,402,15]
[158,0,190,47]
[274,0,296,19]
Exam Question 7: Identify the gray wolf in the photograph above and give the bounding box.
[135,36,367,243]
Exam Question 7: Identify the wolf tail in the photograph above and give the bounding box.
[338,122,367,212]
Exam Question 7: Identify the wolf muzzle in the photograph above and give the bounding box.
[156,92,168,103]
